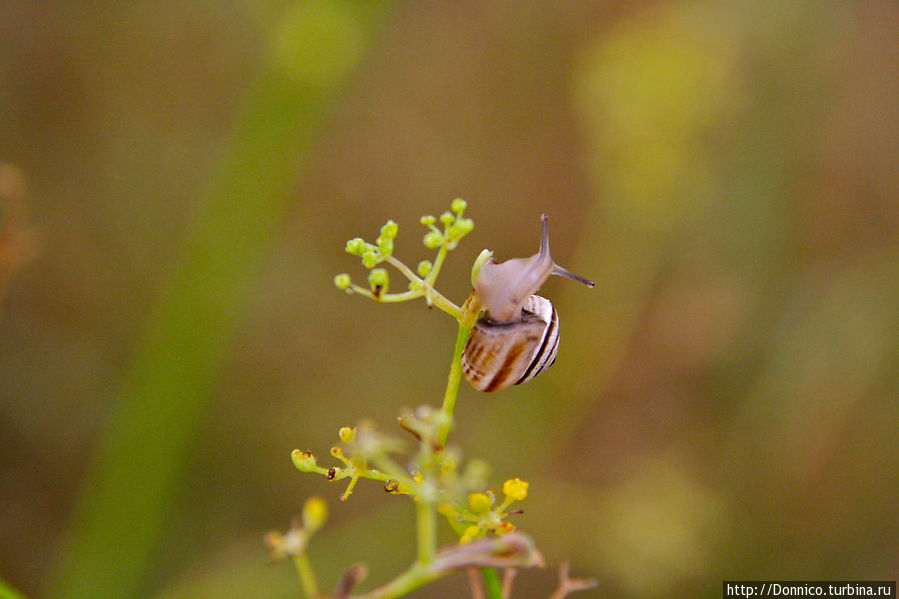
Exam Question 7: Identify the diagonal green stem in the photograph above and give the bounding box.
[436,293,480,448]
[45,8,395,599]
[0,576,28,599]
[354,563,445,599]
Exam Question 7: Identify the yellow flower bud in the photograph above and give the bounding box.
[423,230,443,249]
[416,260,433,277]
[334,273,351,290]
[302,496,328,533]
[291,449,318,472]
[345,237,366,256]
[338,426,356,443]
[368,268,389,293]
[468,492,492,514]
[502,478,529,502]
[362,251,379,268]
[460,524,481,544]
[380,219,398,239]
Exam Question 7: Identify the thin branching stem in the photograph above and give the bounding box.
[349,253,462,318]
[354,563,445,599]
[384,254,421,286]
[293,553,318,599]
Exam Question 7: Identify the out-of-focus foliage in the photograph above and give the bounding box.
[0,2,896,598]
[0,166,38,311]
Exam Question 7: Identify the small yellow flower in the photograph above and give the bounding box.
[417,260,433,277]
[460,524,481,544]
[502,478,529,502]
[495,521,516,535]
[468,492,492,514]
[338,426,356,443]
[291,449,318,472]
[334,273,351,290]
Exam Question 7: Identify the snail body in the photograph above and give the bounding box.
[462,214,593,392]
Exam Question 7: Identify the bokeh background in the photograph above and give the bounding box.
[2,1,897,598]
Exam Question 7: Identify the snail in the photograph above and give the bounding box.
[461,214,594,392]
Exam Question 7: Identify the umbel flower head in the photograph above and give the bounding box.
[333,199,472,317]
[439,477,531,544]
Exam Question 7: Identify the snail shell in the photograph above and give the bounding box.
[462,214,593,392]
[462,295,559,392]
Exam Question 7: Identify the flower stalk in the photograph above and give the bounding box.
[272,199,595,599]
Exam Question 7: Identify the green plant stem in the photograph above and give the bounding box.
[0,576,28,599]
[480,567,503,599]
[355,563,445,599]
[437,323,469,447]
[436,293,480,448]
[422,245,447,309]
[425,243,448,288]
[328,279,483,598]
[366,455,417,490]
[292,553,318,599]
[45,7,394,599]
[415,496,436,566]
[414,292,481,570]
[346,275,461,318]
[424,287,461,317]
[414,394,438,566]
[385,251,461,316]
[384,254,421,283]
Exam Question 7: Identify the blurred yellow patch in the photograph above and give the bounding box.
[573,4,743,232]
[271,1,364,88]
[591,454,726,597]
[301,496,328,533]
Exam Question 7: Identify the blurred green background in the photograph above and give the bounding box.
[1,1,897,598]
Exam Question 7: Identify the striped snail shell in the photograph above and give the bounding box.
[462,214,593,392]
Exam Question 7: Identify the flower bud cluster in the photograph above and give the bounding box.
[332,199,472,318]
[292,424,411,502]
[439,476,531,544]
[291,420,530,547]
[418,198,474,251]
